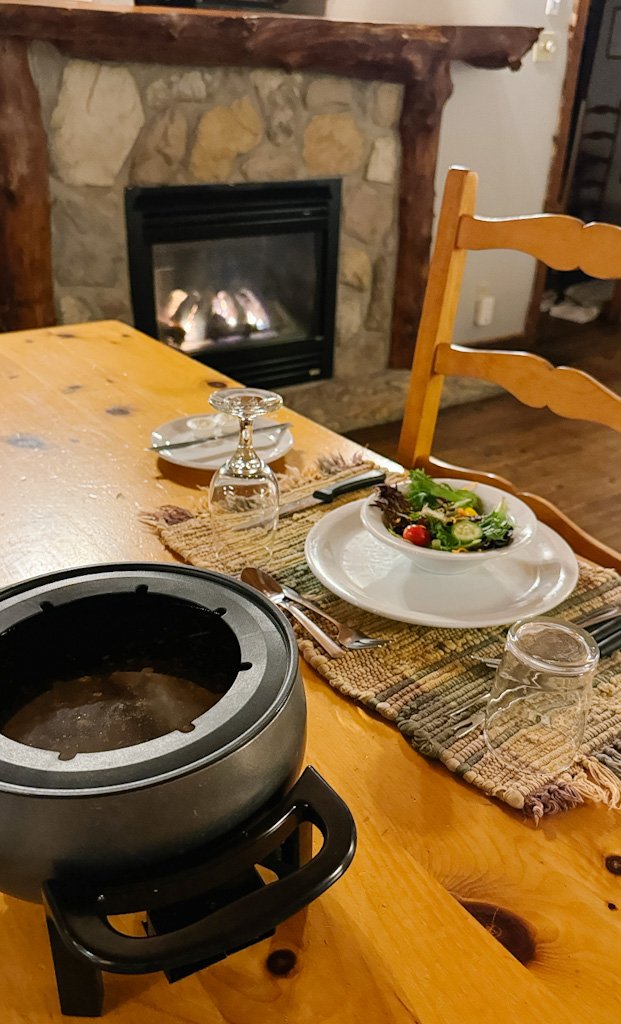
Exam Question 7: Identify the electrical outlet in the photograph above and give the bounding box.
[533,31,558,63]
[473,287,495,327]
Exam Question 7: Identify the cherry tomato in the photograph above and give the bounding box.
[403,523,431,547]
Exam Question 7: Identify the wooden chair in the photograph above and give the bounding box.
[398,166,621,571]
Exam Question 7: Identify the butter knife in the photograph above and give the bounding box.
[148,422,292,453]
[279,469,386,517]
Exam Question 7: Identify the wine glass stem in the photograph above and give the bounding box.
[227,417,262,477]
[240,418,254,453]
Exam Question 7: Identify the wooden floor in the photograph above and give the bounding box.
[346,318,621,550]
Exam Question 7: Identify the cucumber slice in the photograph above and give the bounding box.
[451,519,483,546]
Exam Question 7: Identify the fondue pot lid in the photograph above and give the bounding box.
[0,564,299,795]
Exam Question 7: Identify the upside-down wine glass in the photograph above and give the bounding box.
[208,387,283,574]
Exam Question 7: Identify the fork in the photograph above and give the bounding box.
[280,582,385,651]
[450,709,487,740]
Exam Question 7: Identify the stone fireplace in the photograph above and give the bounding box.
[0,4,539,430]
[29,45,404,417]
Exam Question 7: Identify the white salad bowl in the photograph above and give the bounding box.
[359,478,538,576]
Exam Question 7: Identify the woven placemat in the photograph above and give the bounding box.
[145,457,621,820]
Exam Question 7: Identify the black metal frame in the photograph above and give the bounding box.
[43,767,356,1017]
[125,179,341,388]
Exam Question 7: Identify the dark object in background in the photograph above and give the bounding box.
[135,1,291,9]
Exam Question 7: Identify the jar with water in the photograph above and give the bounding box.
[483,617,599,774]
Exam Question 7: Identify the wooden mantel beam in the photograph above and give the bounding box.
[0,1,540,364]
[0,4,539,82]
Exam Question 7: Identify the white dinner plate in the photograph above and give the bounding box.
[151,414,293,470]
[304,499,579,628]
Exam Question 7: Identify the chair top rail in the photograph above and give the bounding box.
[434,344,621,432]
[457,213,621,278]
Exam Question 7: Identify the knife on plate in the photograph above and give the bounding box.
[147,422,292,453]
[279,469,386,517]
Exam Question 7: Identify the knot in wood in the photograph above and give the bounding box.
[459,901,536,966]
[266,948,297,976]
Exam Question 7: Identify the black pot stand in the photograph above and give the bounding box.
[43,768,356,1017]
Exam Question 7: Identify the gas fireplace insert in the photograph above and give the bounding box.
[125,180,340,388]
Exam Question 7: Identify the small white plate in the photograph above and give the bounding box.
[304,499,579,629]
[151,414,294,470]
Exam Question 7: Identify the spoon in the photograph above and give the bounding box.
[241,567,344,658]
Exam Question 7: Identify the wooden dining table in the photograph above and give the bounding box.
[1,319,620,1024]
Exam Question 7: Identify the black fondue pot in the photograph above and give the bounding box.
[0,563,355,1015]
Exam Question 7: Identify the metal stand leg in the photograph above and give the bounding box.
[282,818,313,871]
[46,914,104,1017]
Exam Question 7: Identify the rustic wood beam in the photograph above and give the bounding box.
[445,26,543,70]
[0,37,54,331]
[391,56,453,370]
[0,4,539,83]
[0,1,539,356]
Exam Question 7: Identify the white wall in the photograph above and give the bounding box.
[288,0,573,343]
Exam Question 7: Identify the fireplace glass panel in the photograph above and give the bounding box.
[153,232,317,355]
[126,179,339,388]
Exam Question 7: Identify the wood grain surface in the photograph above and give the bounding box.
[458,213,621,278]
[435,344,621,429]
[1,321,621,1024]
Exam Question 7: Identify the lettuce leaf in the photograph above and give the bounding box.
[479,501,514,548]
[406,470,483,513]
[372,484,412,535]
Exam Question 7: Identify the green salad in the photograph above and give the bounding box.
[373,470,514,553]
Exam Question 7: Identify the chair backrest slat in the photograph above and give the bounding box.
[398,166,621,569]
[457,214,621,277]
[435,344,621,432]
